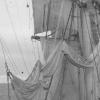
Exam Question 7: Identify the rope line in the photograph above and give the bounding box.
[68,2,75,40]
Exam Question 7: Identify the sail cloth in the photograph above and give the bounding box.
[10,41,63,100]
[10,40,93,100]
[11,60,45,100]
[40,37,61,60]
[26,60,42,83]
[32,0,72,38]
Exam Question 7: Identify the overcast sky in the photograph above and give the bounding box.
[0,0,41,82]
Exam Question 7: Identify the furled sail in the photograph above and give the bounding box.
[32,0,72,38]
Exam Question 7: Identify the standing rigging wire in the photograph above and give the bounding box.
[4,0,29,74]
[62,4,73,39]
[68,2,75,40]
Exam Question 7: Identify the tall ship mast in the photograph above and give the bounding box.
[3,0,100,100]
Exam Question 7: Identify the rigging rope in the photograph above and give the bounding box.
[4,0,29,74]
[68,2,75,40]
[62,4,73,39]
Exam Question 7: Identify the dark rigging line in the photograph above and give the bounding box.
[4,0,29,74]
[63,5,73,39]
